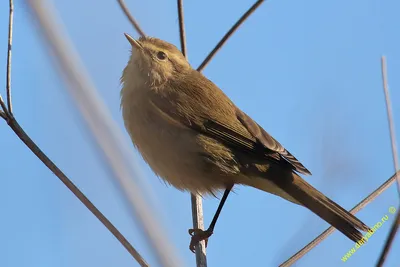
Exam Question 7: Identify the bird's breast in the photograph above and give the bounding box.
[121,89,228,194]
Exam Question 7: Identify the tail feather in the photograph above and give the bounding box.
[268,171,369,242]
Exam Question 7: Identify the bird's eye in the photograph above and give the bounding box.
[156,51,167,60]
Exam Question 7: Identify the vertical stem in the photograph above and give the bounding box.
[176,1,207,266]
[376,56,400,267]
[191,194,207,267]
[177,0,187,58]
[6,0,14,113]
[381,56,400,182]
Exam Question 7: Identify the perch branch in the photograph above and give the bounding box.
[176,1,208,266]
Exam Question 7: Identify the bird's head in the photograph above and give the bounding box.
[123,34,191,87]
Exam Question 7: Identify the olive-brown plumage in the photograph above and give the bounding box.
[121,34,369,251]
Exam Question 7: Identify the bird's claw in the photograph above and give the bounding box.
[188,228,213,253]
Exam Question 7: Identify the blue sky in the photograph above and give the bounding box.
[0,0,399,266]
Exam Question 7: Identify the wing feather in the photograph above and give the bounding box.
[156,70,311,175]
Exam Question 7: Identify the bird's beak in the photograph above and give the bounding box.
[124,33,142,50]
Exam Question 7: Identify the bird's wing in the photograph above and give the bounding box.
[237,109,311,175]
[201,109,311,175]
[153,70,311,175]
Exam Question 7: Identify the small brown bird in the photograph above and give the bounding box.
[120,34,369,252]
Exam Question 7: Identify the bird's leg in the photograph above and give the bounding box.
[189,184,233,252]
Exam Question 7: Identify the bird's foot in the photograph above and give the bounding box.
[188,228,213,253]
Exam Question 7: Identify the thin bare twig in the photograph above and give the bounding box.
[376,56,400,267]
[0,110,6,119]
[178,1,266,265]
[280,170,400,267]
[380,56,400,190]
[176,1,207,266]
[188,1,266,261]
[26,0,182,266]
[377,210,400,266]
[117,0,145,37]
[177,0,187,58]
[1,1,148,266]
[8,119,149,267]
[6,0,13,113]
[191,194,207,267]
[197,0,265,72]
[0,91,9,117]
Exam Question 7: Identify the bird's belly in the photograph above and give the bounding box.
[124,109,227,194]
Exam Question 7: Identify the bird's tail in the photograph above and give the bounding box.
[255,171,370,242]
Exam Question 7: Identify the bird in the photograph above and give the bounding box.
[120,33,370,252]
